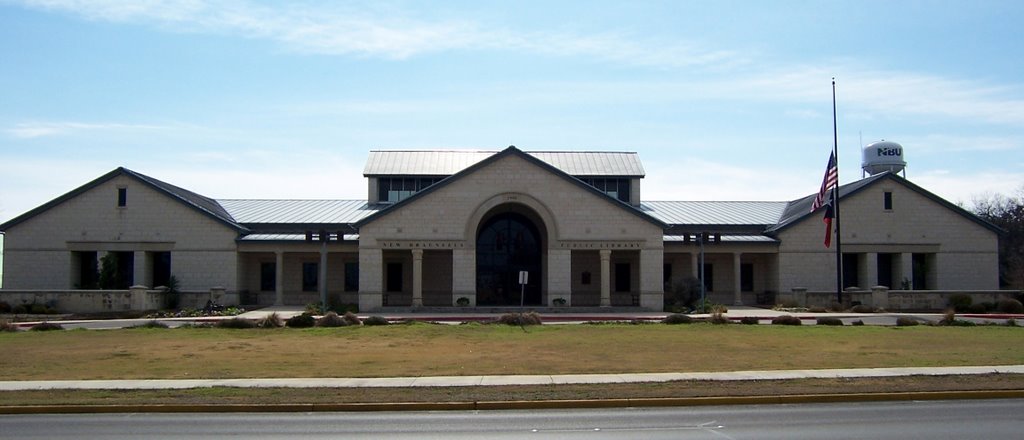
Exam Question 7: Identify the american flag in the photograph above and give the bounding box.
[810,151,838,212]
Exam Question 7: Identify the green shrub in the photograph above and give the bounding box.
[215,317,256,329]
[363,315,390,326]
[256,313,283,328]
[286,313,316,328]
[662,313,693,324]
[828,302,845,312]
[771,315,802,326]
[850,304,874,313]
[317,311,348,327]
[851,319,865,326]
[997,299,1024,314]
[967,303,989,314]
[131,320,169,329]
[816,317,843,326]
[774,300,800,309]
[895,317,919,326]
[343,312,362,326]
[0,301,11,313]
[12,304,28,314]
[0,320,19,332]
[709,310,729,325]
[30,304,48,315]
[1006,318,1018,327]
[304,303,324,315]
[30,322,64,331]
[948,293,972,312]
[456,297,470,306]
[739,316,759,325]
[495,312,542,326]
[938,309,976,326]
[808,306,827,313]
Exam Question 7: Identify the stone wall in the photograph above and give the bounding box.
[777,287,1018,311]
[0,286,238,314]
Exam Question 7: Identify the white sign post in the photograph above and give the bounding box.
[518,271,528,307]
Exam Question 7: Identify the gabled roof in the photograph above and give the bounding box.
[0,167,247,233]
[642,201,787,226]
[363,149,645,177]
[767,172,1003,234]
[356,146,667,228]
[217,199,382,232]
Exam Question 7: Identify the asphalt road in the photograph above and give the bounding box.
[1,399,1021,439]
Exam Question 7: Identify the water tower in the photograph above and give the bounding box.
[862,140,906,177]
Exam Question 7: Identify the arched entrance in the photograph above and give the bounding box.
[476,211,543,306]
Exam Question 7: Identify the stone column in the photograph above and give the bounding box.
[864,253,878,289]
[411,249,424,307]
[733,252,743,306]
[133,252,148,288]
[547,248,572,307]
[600,249,611,307]
[274,251,284,306]
[900,253,914,289]
[639,248,664,310]
[871,285,889,310]
[452,248,476,306]
[319,242,328,309]
[359,248,383,311]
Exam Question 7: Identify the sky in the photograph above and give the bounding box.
[2,0,1023,225]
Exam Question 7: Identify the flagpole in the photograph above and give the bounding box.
[832,78,844,305]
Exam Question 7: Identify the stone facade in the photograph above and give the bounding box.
[0,148,1006,313]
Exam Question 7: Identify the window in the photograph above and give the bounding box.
[701,264,714,292]
[614,263,631,292]
[75,251,99,289]
[302,262,318,292]
[152,252,171,288]
[842,253,859,289]
[579,178,631,203]
[378,177,444,202]
[386,262,403,292]
[741,263,754,292]
[117,187,127,207]
[344,262,359,292]
[663,264,672,291]
[883,191,893,210]
[260,262,276,291]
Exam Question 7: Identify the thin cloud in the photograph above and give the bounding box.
[6,121,166,138]
[15,0,740,67]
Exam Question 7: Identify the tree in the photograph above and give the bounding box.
[971,187,1024,290]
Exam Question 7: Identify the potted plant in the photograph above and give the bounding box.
[552,297,567,306]
[456,297,470,307]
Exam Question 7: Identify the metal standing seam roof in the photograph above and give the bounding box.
[664,234,778,243]
[641,201,789,226]
[239,233,360,241]
[363,150,645,177]
[216,199,382,224]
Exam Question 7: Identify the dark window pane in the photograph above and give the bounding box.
[153,252,171,288]
[302,262,318,292]
[741,263,754,292]
[117,188,127,207]
[260,262,276,291]
[386,262,403,292]
[884,191,893,210]
[615,263,631,292]
[345,262,359,292]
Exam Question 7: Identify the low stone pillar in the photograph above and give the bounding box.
[210,286,226,305]
[791,287,807,307]
[871,286,889,310]
[129,285,149,311]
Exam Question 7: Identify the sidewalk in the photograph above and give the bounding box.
[3,365,1023,391]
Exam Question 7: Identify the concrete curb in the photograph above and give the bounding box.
[2,390,1022,415]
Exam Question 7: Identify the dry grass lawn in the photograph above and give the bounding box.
[1,323,1022,381]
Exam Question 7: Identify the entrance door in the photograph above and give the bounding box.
[476,212,542,305]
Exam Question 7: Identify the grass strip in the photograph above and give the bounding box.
[1,374,1022,407]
